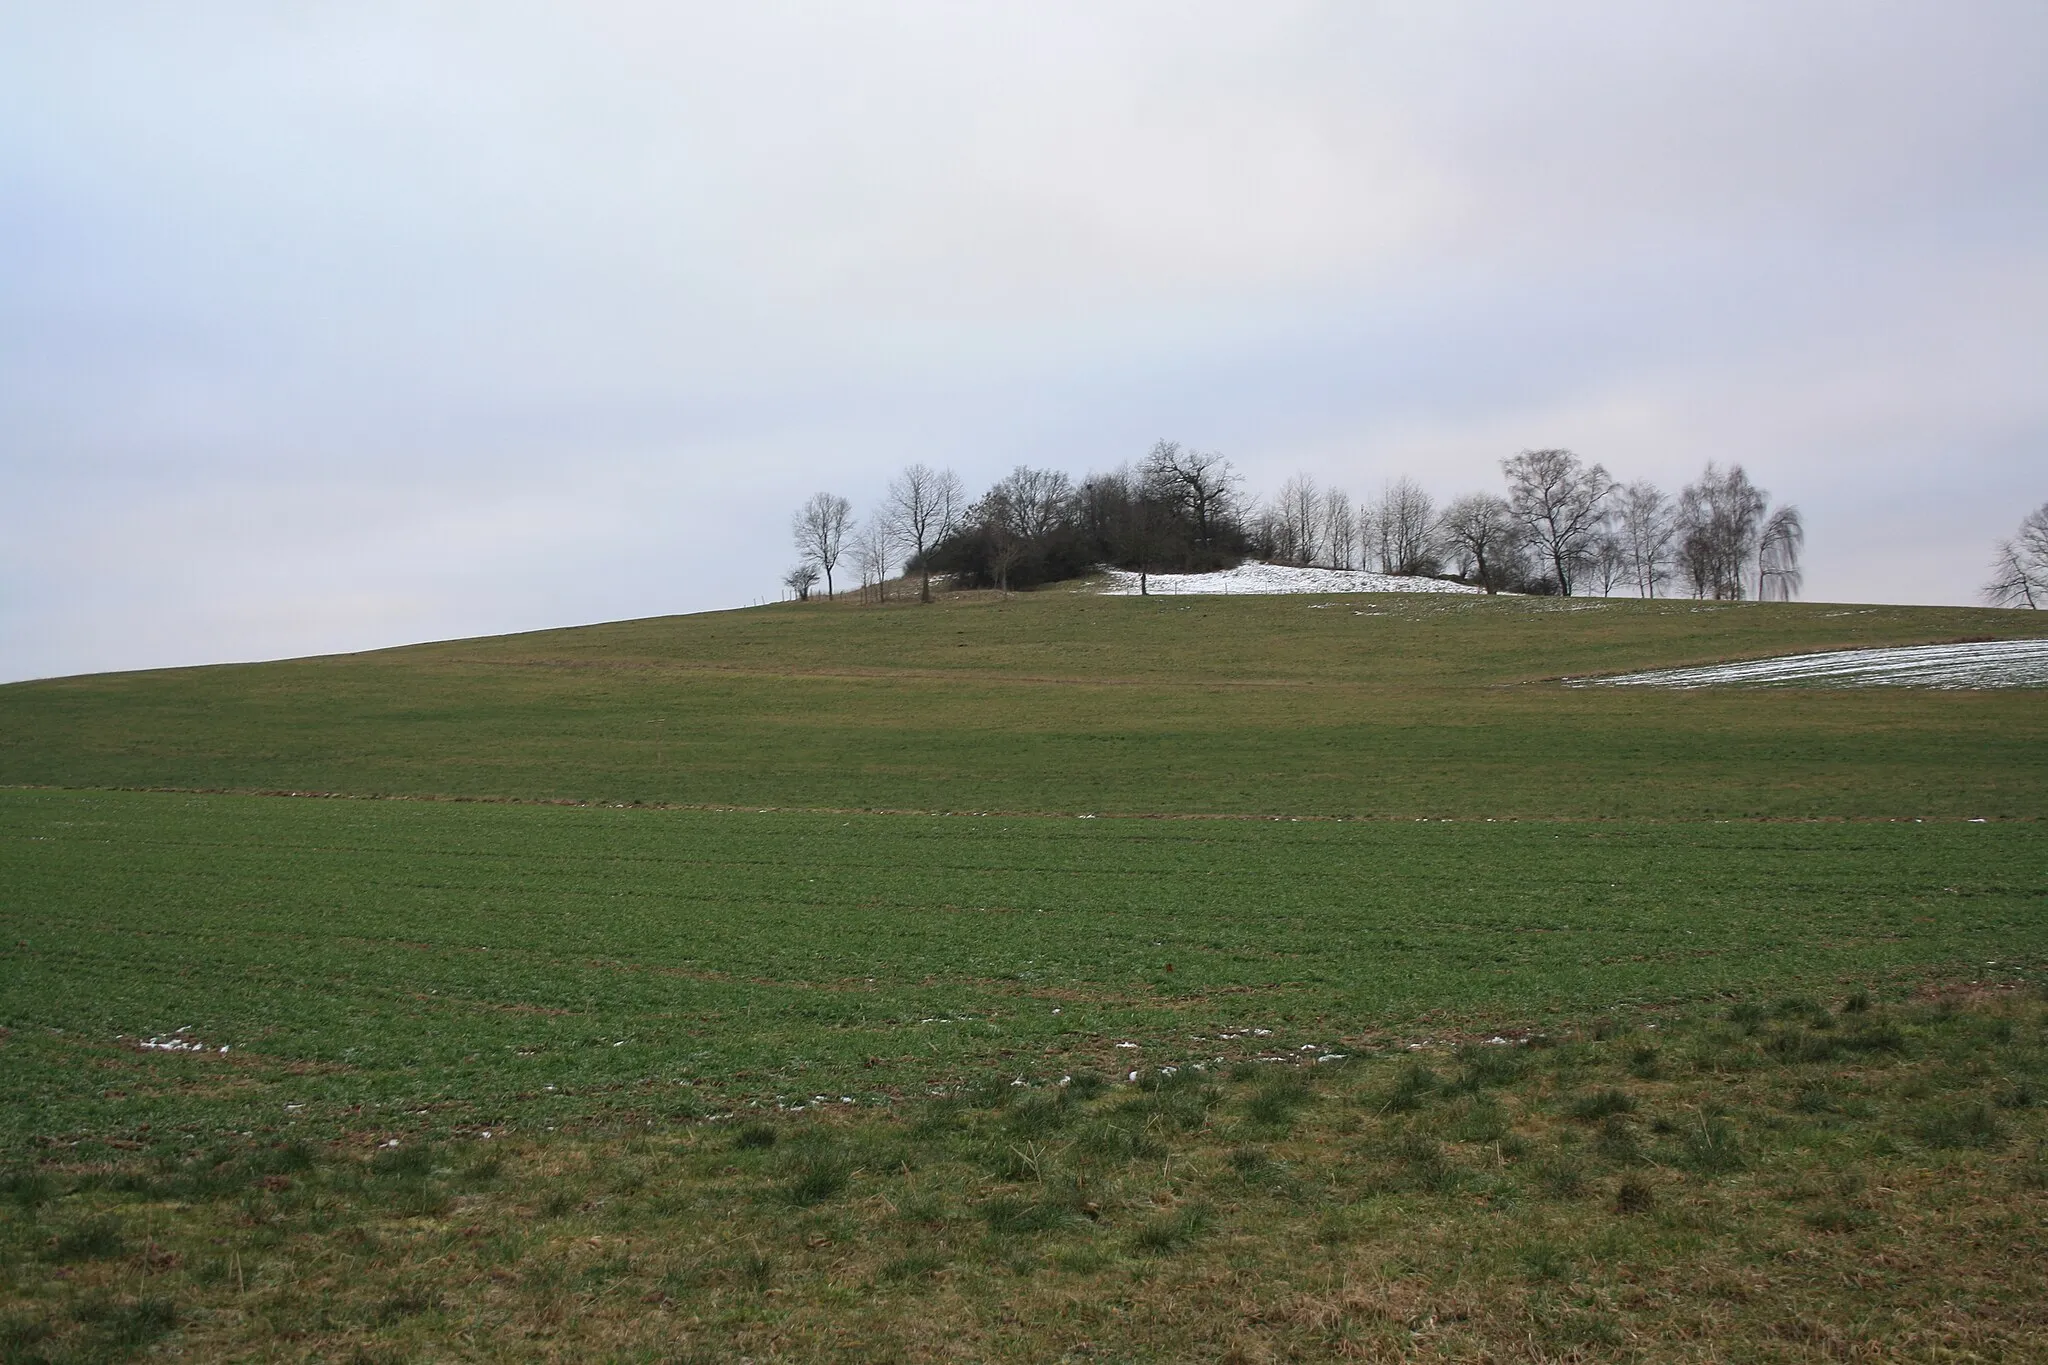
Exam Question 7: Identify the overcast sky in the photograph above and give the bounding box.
[4,2,2044,681]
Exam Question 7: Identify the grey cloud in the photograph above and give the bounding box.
[3,2,2045,679]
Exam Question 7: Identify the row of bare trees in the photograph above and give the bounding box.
[787,444,1807,603]
[787,466,965,604]
[1258,450,1805,599]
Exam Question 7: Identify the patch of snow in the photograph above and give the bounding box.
[1094,563,1485,597]
[1572,638,2048,690]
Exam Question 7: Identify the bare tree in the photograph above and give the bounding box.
[1370,478,1440,576]
[850,515,897,604]
[1983,502,2048,608]
[782,563,820,601]
[1501,449,1614,596]
[1323,489,1356,570]
[1140,440,1238,552]
[1274,474,1324,566]
[885,463,964,604]
[791,492,852,599]
[1437,493,1518,593]
[1591,525,1628,596]
[1757,505,1806,602]
[1674,463,1768,599]
[991,466,1074,540]
[1614,480,1675,598]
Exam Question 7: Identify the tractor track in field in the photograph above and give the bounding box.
[2,782,2035,824]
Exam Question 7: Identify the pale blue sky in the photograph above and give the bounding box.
[4,2,2045,680]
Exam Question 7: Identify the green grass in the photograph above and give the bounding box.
[2,593,2045,818]
[2,588,2046,1358]
[3,788,2042,1151]
[1,991,2043,1361]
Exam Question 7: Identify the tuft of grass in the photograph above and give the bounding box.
[2,1169,57,1212]
[369,1143,435,1179]
[1242,1075,1314,1129]
[45,1216,125,1263]
[1840,1023,1909,1055]
[1128,1204,1211,1255]
[1678,1117,1746,1174]
[72,1295,180,1352]
[1004,1090,1072,1137]
[1912,1101,2005,1150]
[1535,1154,1588,1199]
[734,1121,779,1150]
[1994,1080,2038,1111]
[1074,1120,1166,1162]
[1446,1098,1511,1144]
[1594,1115,1647,1166]
[1613,1172,1656,1214]
[1515,1237,1573,1281]
[1793,1086,1842,1115]
[1226,1146,1273,1180]
[1063,1071,1107,1100]
[1397,1131,1462,1193]
[459,1152,505,1187]
[778,1152,851,1207]
[1379,1062,1437,1114]
[372,1289,441,1326]
[880,1251,947,1283]
[1805,1204,1876,1233]
[1450,1044,1527,1092]
[1842,989,1873,1014]
[979,1196,1076,1236]
[1565,1088,1636,1122]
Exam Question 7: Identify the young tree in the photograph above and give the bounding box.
[782,563,820,601]
[1437,493,1518,593]
[885,463,964,604]
[1274,474,1324,566]
[791,492,852,599]
[1983,502,2048,608]
[1370,477,1440,576]
[1614,480,1675,597]
[1590,524,1628,596]
[1501,448,1614,595]
[1323,489,1356,570]
[850,515,897,604]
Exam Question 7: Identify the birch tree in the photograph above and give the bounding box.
[1614,480,1675,597]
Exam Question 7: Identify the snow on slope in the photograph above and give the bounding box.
[1573,638,2048,690]
[1092,564,1484,596]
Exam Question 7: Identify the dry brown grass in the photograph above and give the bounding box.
[4,986,2046,1362]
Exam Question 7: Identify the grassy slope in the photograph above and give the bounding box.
[3,593,2046,817]
[3,590,2047,1361]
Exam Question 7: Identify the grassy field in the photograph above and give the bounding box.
[3,593,2046,818]
[3,589,2046,1359]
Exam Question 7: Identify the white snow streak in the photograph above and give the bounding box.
[1093,564,1484,597]
[1574,638,2048,690]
